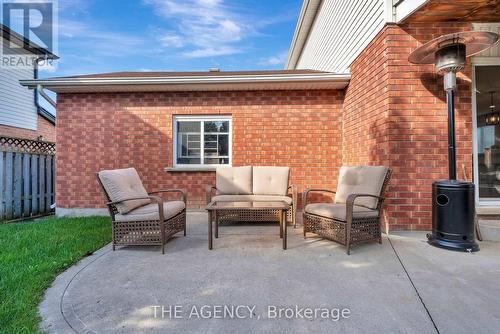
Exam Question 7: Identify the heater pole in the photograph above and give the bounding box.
[446,88,457,180]
[407,31,498,253]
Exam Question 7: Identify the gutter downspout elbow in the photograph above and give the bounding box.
[34,56,57,108]
[36,84,57,108]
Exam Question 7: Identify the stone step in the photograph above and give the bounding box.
[479,220,500,242]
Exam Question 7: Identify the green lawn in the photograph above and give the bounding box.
[0,216,111,334]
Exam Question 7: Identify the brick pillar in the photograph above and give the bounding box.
[344,22,473,231]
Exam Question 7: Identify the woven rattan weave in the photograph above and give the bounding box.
[206,201,290,250]
[205,185,297,227]
[303,169,392,255]
[97,174,186,254]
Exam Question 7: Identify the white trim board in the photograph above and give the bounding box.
[471,59,500,208]
[20,72,351,93]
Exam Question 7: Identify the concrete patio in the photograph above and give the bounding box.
[40,212,500,334]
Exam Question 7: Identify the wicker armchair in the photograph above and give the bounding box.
[96,168,186,254]
[303,166,391,255]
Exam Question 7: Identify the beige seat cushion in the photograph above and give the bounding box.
[98,168,150,214]
[252,166,290,195]
[115,201,185,222]
[305,203,378,221]
[211,194,292,205]
[335,166,389,210]
[216,166,252,195]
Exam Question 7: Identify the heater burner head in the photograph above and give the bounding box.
[408,31,499,66]
[435,43,465,73]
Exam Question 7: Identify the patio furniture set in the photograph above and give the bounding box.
[205,166,296,250]
[97,165,391,255]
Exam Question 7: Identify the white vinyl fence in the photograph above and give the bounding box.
[0,137,55,221]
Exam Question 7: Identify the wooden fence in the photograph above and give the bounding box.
[0,136,55,222]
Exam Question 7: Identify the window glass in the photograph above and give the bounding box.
[475,66,500,200]
[178,121,200,132]
[204,121,229,133]
[175,118,231,166]
[177,121,201,165]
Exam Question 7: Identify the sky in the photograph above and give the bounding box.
[42,0,302,78]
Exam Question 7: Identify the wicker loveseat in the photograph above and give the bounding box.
[97,167,186,254]
[206,166,297,226]
[303,166,391,254]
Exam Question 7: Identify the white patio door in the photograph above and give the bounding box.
[472,63,500,206]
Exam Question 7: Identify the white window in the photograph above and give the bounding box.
[173,115,232,167]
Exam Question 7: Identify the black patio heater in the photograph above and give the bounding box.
[408,31,499,252]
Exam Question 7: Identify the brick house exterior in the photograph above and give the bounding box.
[344,22,473,230]
[28,26,482,231]
[50,23,473,231]
[20,1,500,231]
[56,90,343,209]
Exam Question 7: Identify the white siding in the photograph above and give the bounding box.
[472,23,500,58]
[0,40,37,131]
[296,0,387,73]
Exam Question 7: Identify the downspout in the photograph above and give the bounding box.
[36,84,57,108]
[33,56,57,211]
[34,57,57,109]
[34,57,40,109]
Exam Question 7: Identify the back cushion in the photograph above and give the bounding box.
[252,166,290,196]
[216,166,253,195]
[335,166,388,210]
[98,168,150,214]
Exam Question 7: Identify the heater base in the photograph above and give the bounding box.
[427,233,479,252]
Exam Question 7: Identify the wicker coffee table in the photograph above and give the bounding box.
[206,201,290,250]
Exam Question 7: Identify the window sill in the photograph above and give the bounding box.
[164,167,216,172]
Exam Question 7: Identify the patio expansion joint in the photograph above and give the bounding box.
[387,236,440,334]
[59,245,113,334]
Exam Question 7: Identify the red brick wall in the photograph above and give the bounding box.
[56,90,343,209]
[345,22,473,230]
[37,116,57,142]
[343,26,391,167]
[55,23,475,230]
[0,115,56,142]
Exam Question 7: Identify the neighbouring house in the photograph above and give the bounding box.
[20,0,500,231]
[0,24,57,142]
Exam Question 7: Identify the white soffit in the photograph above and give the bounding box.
[472,23,500,59]
[394,0,430,23]
[285,0,322,70]
[19,73,351,93]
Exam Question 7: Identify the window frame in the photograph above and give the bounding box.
[173,115,232,168]
[472,61,500,207]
